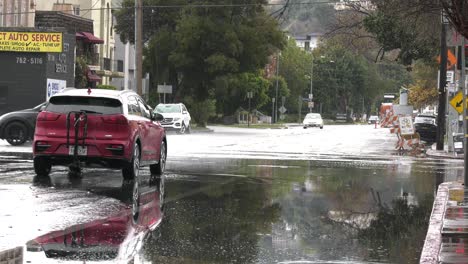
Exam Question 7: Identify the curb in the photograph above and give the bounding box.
[426,149,464,160]
[0,246,23,264]
[420,182,451,264]
[165,129,214,134]
[190,129,214,134]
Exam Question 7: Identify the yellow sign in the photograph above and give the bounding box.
[0,32,63,53]
[450,91,466,114]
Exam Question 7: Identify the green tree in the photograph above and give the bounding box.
[214,73,272,116]
[277,39,312,115]
[115,0,286,126]
[407,61,438,110]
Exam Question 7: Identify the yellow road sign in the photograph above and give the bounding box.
[450,91,465,114]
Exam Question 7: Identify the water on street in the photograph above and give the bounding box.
[0,125,464,263]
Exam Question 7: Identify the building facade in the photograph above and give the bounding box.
[0,0,36,27]
[293,33,322,52]
[35,0,122,85]
[0,29,76,114]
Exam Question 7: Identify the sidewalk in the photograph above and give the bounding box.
[426,144,464,160]
[421,182,468,263]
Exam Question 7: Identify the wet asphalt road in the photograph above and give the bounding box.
[0,125,464,263]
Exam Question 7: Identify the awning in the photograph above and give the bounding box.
[76,32,104,44]
[87,71,102,82]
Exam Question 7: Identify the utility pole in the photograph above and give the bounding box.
[309,55,313,113]
[247,92,253,127]
[437,16,448,150]
[135,0,143,95]
[298,96,302,123]
[462,37,468,185]
[275,53,280,123]
[271,98,275,124]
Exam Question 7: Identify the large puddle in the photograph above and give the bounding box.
[0,155,464,263]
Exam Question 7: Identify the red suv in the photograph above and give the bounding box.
[33,89,167,180]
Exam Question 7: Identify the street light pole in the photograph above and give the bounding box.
[462,37,468,185]
[275,53,280,123]
[135,0,143,95]
[247,92,253,127]
[271,98,275,124]
[310,55,313,113]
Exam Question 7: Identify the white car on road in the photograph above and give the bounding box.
[154,103,191,134]
[303,113,324,129]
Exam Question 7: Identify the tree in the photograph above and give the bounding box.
[440,1,468,39]
[407,61,439,110]
[277,39,312,115]
[326,0,441,66]
[312,42,375,117]
[213,73,273,117]
[115,0,286,126]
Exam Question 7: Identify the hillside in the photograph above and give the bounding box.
[268,0,337,36]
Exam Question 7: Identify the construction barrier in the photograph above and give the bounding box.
[382,114,424,153]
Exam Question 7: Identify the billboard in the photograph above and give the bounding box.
[0,32,63,53]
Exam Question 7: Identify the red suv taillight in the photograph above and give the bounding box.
[37,112,60,121]
[101,115,128,125]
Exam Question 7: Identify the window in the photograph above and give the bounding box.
[127,96,141,116]
[46,96,122,115]
[137,98,151,119]
[73,5,80,16]
[154,104,181,114]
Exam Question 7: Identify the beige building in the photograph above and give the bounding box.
[35,0,119,85]
[0,0,36,27]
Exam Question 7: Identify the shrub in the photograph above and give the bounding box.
[96,84,117,90]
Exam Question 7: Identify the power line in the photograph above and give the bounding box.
[0,1,341,17]
[81,0,102,18]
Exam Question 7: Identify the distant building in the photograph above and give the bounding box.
[334,0,374,11]
[110,0,135,91]
[35,10,103,88]
[35,0,122,85]
[292,33,322,52]
[0,0,36,27]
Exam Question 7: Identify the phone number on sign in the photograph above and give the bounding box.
[16,57,43,64]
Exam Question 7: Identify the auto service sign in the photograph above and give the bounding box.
[0,32,63,53]
[47,79,66,100]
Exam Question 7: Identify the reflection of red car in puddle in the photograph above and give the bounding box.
[25,187,162,263]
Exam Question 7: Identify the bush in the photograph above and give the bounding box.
[185,97,216,127]
[96,84,117,90]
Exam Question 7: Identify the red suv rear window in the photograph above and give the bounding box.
[46,96,123,115]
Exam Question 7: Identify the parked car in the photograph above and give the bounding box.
[0,102,46,146]
[368,115,379,124]
[154,103,191,134]
[303,113,324,129]
[414,114,437,144]
[33,89,167,181]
